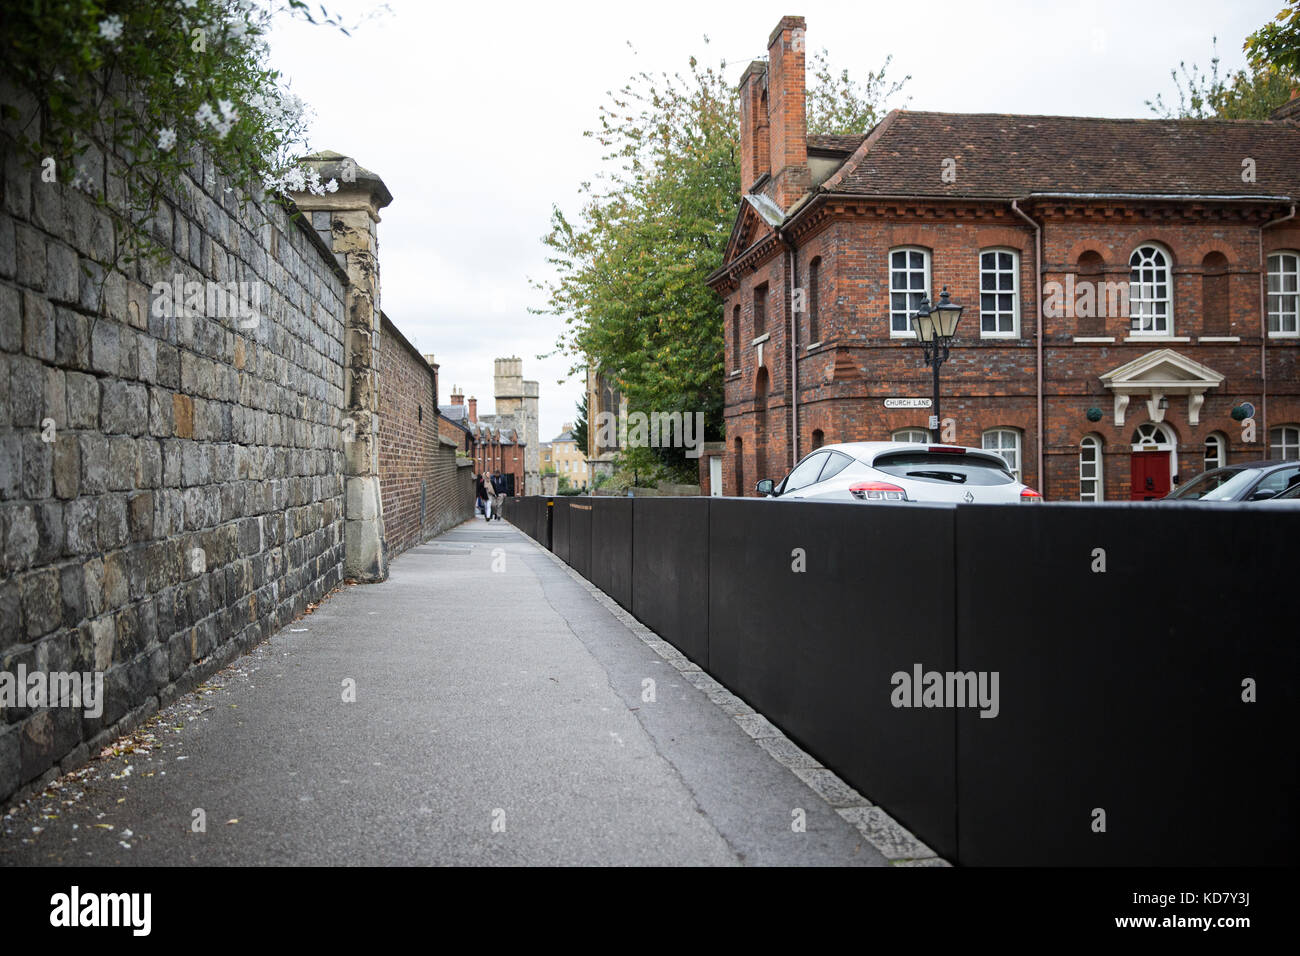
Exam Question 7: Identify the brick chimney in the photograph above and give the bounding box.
[468,396,478,422]
[450,386,463,406]
[1270,86,1300,122]
[767,15,809,211]
[738,60,770,194]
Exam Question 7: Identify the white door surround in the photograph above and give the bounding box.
[1099,348,1225,428]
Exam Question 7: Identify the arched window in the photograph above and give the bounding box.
[1079,435,1103,501]
[731,304,740,370]
[811,428,825,450]
[1202,252,1230,336]
[807,257,821,344]
[1204,432,1227,471]
[889,247,930,336]
[983,428,1022,480]
[1132,422,1174,448]
[1267,251,1299,336]
[1271,425,1300,460]
[979,248,1018,337]
[892,428,930,444]
[1129,244,1173,335]
[733,437,744,497]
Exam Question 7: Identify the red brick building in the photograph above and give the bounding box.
[708,15,1300,499]
[440,387,526,495]
[376,317,475,558]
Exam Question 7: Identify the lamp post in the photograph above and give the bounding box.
[910,287,964,442]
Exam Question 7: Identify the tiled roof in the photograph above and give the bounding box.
[551,430,575,443]
[808,133,865,153]
[823,111,1300,201]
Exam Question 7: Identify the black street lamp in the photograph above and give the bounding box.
[910,287,964,442]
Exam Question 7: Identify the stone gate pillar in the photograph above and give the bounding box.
[292,151,393,582]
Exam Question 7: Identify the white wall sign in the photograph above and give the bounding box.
[883,398,932,409]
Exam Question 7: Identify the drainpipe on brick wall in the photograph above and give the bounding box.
[1260,204,1296,450]
[1011,200,1045,494]
[779,229,800,468]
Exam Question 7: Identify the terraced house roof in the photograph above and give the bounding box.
[818,110,1300,202]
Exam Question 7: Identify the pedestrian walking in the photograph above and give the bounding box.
[490,470,508,521]
[475,472,491,520]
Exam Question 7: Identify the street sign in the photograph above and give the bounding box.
[883,398,932,409]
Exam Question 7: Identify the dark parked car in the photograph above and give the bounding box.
[1165,459,1300,502]
[1258,479,1300,504]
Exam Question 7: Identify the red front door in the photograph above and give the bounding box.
[1130,451,1171,500]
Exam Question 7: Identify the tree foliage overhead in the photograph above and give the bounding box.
[1245,1,1300,76]
[1147,34,1296,120]
[533,41,908,482]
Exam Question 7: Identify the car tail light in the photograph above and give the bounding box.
[927,446,965,454]
[1020,488,1042,502]
[850,481,908,502]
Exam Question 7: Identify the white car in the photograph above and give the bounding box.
[754,441,1041,504]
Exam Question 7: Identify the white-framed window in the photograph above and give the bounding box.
[1079,435,1103,501]
[1204,432,1227,471]
[983,428,1022,480]
[889,247,930,337]
[1129,244,1173,334]
[892,428,930,444]
[1267,251,1299,336]
[1132,422,1174,448]
[979,249,1019,337]
[1272,425,1300,460]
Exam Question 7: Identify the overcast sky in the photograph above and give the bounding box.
[265,0,1280,440]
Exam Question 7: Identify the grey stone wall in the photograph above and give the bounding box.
[0,121,350,803]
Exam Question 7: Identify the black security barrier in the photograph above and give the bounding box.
[566,501,593,580]
[502,492,1295,865]
[632,497,710,667]
[954,503,1297,866]
[590,497,634,611]
[709,498,959,860]
[551,497,571,565]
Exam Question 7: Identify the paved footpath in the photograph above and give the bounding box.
[0,519,936,866]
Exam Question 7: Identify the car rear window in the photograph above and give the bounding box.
[872,451,1015,486]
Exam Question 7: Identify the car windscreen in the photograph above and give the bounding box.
[1167,468,1257,500]
[871,451,1015,486]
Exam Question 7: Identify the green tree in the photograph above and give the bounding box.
[572,390,589,457]
[1246,2,1300,76]
[806,49,910,135]
[534,41,907,482]
[1147,36,1295,119]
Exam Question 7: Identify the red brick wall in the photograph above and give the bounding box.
[378,316,473,556]
[719,210,1300,499]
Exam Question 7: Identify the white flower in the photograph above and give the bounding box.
[181,0,198,7]
[194,102,217,126]
[174,71,186,88]
[98,15,124,42]
[218,99,238,121]
[325,179,338,193]
[157,128,177,151]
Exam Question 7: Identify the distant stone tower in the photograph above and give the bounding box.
[493,357,541,494]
